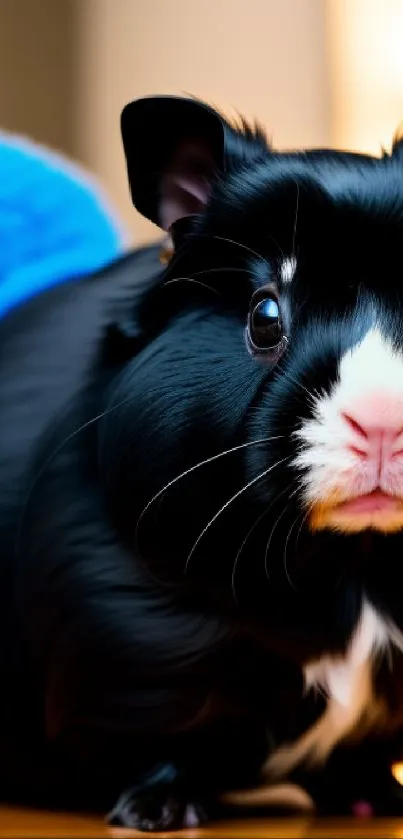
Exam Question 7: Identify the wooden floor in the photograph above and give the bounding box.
[3,808,403,838]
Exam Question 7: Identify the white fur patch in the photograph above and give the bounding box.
[280,256,297,286]
[264,601,403,781]
[304,600,394,707]
[294,328,403,511]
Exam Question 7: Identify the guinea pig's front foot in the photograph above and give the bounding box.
[108,790,210,831]
[106,762,214,832]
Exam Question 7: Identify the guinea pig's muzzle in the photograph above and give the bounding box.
[292,328,403,535]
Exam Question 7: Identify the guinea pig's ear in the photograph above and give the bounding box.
[121,95,225,231]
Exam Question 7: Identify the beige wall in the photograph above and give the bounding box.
[74,0,331,244]
[0,0,77,157]
[1,1,402,246]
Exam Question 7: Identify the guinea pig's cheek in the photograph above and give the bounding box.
[292,328,403,534]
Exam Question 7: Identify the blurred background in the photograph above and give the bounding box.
[1,0,402,246]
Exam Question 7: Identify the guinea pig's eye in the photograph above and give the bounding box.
[247,295,283,353]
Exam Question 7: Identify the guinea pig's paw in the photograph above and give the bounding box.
[107,786,211,832]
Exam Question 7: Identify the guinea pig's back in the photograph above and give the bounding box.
[0,244,162,615]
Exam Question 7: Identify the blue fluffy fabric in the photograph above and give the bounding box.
[0,133,127,317]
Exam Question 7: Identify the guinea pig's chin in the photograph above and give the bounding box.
[307,490,403,534]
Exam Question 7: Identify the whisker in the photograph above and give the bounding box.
[292,380,322,406]
[196,233,271,265]
[285,377,317,406]
[280,370,320,409]
[264,501,291,582]
[163,233,263,274]
[135,436,284,551]
[289,292,310,324]
[163,266,253,296]
[15,391,139,558]
[195,266,252,278]
[163,277,222,296]
[231,479,296,603]
[283,507,304,592]
[184,456,290,576]
[231,508,269,602]
[294,507,311,556]
[269,236,286,261]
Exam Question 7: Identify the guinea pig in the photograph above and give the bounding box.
[2,95,403,830]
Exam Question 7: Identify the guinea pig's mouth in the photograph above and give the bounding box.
[309,489,403,534]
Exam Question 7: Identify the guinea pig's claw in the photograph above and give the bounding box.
[107,786,210,832]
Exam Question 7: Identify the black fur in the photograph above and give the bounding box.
[2,97,403,828]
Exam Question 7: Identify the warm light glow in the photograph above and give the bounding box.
[391,762,403,785]
[327,0,403,154]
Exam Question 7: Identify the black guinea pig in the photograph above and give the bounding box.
[2,96,403,830]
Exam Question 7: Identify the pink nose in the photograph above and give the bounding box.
[342,399,403,467]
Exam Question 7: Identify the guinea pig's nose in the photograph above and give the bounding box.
[341,398,403,464]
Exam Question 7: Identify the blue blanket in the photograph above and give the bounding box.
[0,133,127,318]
